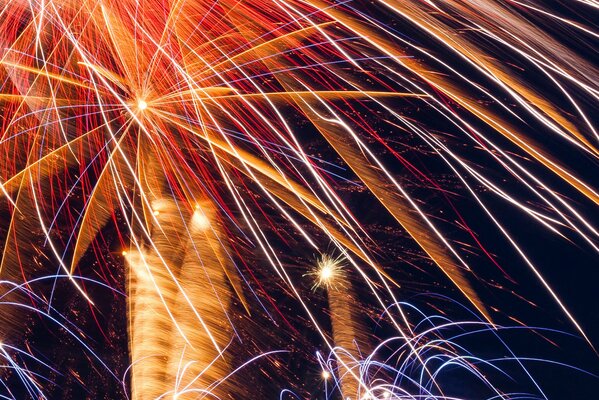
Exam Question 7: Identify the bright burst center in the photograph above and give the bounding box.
[137,99,148,111]
[320,264,334,281]
[312,254,345,289]
[192,210,211,230]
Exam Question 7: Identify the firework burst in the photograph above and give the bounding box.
[1,0,597,398]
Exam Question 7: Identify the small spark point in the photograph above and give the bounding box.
[192,211,210,230]
[122,250,128,256]
[322,370,330,380]
[137,100,148,111]
[153,210,160,216]
[320,264,333,280]
[312,254,345,289]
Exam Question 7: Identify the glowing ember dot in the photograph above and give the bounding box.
[312,254,345,289]
[153,210,160,216]
[137,100,148,111]
[192,211,210,230]
[320,264,333,281]
[322,370,330,380]
[122,250,128,256]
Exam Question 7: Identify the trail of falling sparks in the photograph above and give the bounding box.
[314,254,370,399]
[0,0,598,398]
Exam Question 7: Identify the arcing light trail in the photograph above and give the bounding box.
[0,0,597,398]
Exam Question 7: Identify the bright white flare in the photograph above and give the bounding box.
[192,208,211,230]
[313,254,345,289]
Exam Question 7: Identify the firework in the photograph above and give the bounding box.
[1,0,597,398]
[312,255,371,399]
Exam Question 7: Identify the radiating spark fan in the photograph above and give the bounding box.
[1,0,597,398]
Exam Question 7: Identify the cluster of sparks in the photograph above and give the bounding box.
[0,0,597,399]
